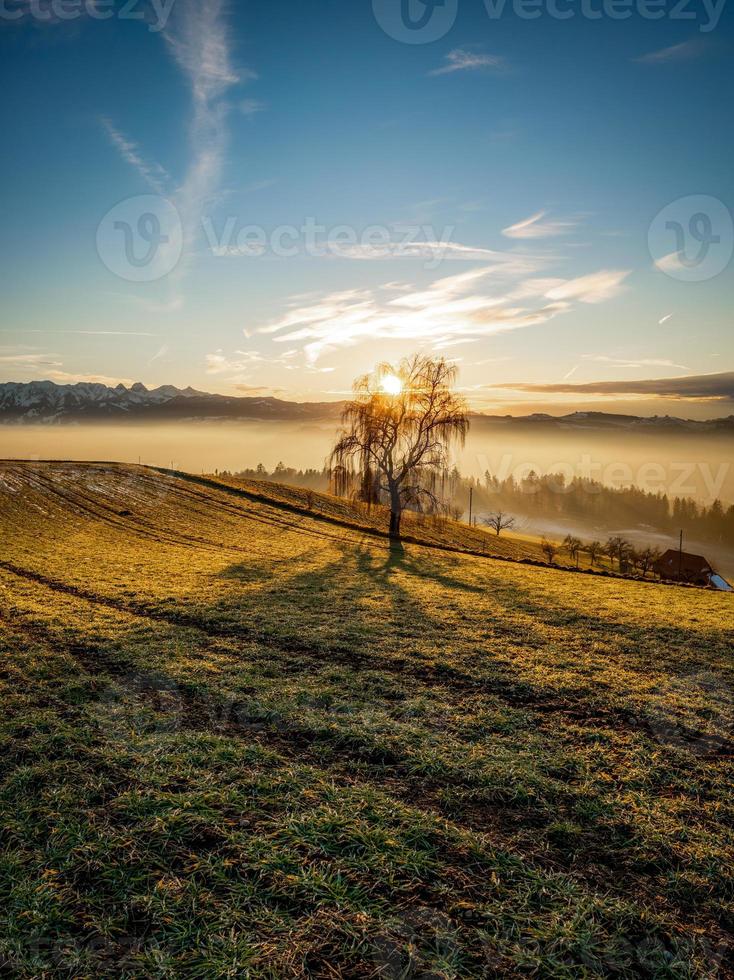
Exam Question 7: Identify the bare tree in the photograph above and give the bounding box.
[563,534,582,568]
[484,511,516,537]
[330,355,469,540]
[633,546,661,578]
[586,540,603,567]
[541,538,558,564]
[605,535,632,571]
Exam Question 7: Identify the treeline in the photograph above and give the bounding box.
[471,470,734,548]
[215,462,734,548]
[217,462,330,491]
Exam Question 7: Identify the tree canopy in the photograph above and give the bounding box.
[330,355,469,539]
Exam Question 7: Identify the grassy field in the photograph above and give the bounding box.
[201,471,630,576]
[0,461,732,978]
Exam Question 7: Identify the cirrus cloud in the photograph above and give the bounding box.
[260,261,631,364]
[502,210,580,240]
[430,48,505,76]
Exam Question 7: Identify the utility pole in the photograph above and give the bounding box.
[469,486,473,526]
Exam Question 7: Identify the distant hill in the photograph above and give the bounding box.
[1,380,733,431]
[473,410,734,433]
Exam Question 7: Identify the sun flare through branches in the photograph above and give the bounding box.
[379,373,403,396]
[330,355,469,540]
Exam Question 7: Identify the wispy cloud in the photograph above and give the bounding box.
[164,0,242,260]
[101,117,169,193]
[206,349,266,374]
[0,353,62,367]
[148,344,170,365]
[205,347,299,382]
[582,355,690,370]
[325,240,518,263]
[234,384,285,396]
[3,328,158,337]
[430,49,505,76]
[98,0,255,307]
[260,261,629,364]
[542,269,630,304]
[654,251,688,275]
[74,330,159,337]
[0,351,140,387]
[634,40,707,65]
[497,372,734,401]
[502,210,580,240]
[240,99,266,117]
[45,371,136,386]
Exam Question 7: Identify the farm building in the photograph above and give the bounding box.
[653,549,733,590]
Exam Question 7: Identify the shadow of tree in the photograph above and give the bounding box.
[215,532,733,688]
[219,563,275,584]
[213,537,467,665]
[351,539,486,596]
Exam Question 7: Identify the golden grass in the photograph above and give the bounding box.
[0,461,732,977]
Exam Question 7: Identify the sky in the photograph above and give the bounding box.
[0,0,732,417]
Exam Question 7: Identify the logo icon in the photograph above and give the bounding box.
[372,0,458,43]
[96,195,183,282]
[649,195,733,282]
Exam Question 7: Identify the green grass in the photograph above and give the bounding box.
[0,461,732,977]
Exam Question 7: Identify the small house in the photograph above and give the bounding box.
[653,549,731,590]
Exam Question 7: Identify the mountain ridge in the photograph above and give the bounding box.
[0,380,340,423]
[1,380,733,431]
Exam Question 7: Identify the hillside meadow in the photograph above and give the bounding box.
[0,461,732,977]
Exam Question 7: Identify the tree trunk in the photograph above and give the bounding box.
[388,484,402,540]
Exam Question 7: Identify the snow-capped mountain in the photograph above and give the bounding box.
[0,381,340,423]
[1,380,732,430]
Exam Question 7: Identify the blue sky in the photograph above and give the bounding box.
[0,0,732,415]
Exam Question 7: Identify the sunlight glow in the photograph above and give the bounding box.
[380,374,403,396]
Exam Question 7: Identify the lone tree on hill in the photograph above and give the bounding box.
[330,355,469,540]
[484,511,516,537]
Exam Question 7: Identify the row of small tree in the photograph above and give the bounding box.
[480,511,659,574]
[535,531,661,576]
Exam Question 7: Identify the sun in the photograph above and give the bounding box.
[380,373,403,396]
